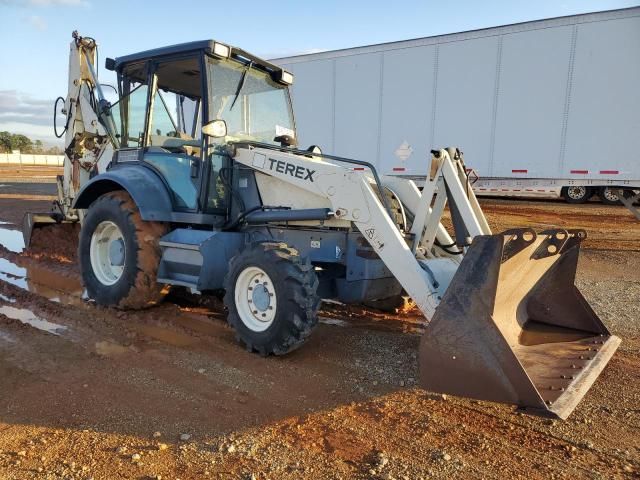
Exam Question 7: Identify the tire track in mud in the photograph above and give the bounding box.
[0,241,420,437]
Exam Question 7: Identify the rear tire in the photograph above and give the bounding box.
[599,186,622,205]
[223,242,320,355]
[563,186,593,204]
[79,191,168,309]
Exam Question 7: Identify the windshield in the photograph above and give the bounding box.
[206,57,295,145]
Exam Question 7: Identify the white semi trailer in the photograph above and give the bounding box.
[274,7,640,209]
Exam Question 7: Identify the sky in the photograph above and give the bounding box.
[0,0,637,145]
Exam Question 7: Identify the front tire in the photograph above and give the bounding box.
[563,186,593,204]
[223,242,320,355]
[79,191,167,309]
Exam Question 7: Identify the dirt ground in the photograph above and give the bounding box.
[0,165,62,180]
[0,190,638,480]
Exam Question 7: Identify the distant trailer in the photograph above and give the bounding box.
[273,7,640,208]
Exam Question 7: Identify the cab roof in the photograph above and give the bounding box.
[107,40,283,74]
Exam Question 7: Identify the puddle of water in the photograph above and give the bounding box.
[0,258,27,289]
[0,225,84,305]
[0,304,67,335]
[134,325,199,347]
[0,226,24,253]
[0,257,85,306]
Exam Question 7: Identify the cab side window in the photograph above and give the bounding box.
[143,57,203,211]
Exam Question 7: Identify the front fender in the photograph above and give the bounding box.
[73,164,174,222]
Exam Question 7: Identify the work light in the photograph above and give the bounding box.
[274,69,294,86]
[212,42,231,59]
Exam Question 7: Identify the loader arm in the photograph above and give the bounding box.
[232,143,619,419]
[231,145,475,320]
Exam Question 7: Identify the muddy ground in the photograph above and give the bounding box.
[0,190,638,480]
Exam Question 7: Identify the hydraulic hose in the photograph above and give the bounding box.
[53,96,70,139]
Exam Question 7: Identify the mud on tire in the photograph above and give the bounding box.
[223,242,320,356]
[79,190,168,309]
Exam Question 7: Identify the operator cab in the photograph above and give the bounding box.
[104,40,295,222]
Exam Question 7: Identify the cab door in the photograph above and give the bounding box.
[142,56,205,213]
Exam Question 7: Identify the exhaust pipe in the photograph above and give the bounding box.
[419,228,620,419]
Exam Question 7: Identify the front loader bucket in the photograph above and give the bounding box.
[22,212,67,248]
[419,228,620,419]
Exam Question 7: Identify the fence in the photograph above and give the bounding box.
[0,152,64,166]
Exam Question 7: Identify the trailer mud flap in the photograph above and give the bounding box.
[419,228,620,419]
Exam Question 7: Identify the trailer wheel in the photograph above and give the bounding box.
[562,186,593,204]
[599,187,621,205]
[79,191,168,309]
[371,186,412,233]
[223,242,320,356]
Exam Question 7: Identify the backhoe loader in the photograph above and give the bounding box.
[24,32,620,419]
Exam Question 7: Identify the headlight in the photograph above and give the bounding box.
[212,42,231,59]
[281,70,294,85]
[274,69,294,86]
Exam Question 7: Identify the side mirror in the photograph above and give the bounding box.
[274,134,297,148]
[307,145,322,155]
[202,119,227,138]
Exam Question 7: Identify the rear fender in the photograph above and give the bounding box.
[72,165,174,222]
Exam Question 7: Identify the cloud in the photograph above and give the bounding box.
[0,90,53,128]
[0,90,64,144]
[25,14,46,30]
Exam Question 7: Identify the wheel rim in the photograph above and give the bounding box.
[90,220,126,286]
[603,187,619,202]
[234,266,277,332]
[567,186,587,200]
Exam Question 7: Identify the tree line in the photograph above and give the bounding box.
[0,132,63,155]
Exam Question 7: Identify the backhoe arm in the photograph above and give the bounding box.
[58,32,116,219]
